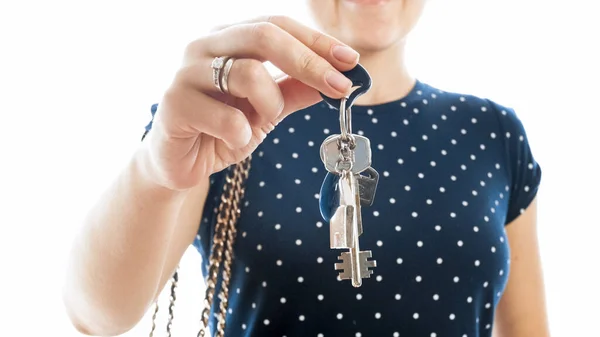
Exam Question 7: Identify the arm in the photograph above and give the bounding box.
[62,143,210,337]
[62,14,359,337]
[493,198,551,337]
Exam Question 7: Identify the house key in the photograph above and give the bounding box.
[332,167,376,287]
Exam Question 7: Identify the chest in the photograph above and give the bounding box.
[230,108,512,290]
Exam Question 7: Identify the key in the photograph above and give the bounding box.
[328,170,360,249]
[321,169,367,248]
[320,134,372,174]
[356,167,379,207]
[333,170,376,287]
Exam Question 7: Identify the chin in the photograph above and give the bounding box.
[341,26,403,53]
[307,0,425,53]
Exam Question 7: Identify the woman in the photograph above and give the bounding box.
[63,1,550,336]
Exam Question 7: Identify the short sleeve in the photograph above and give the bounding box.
[491,102,542,225]
[141,103,159,141]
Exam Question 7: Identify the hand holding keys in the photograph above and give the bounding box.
[318,64,379,287]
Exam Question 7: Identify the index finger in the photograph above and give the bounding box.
[210,15,360,71]
[201,22,353,99]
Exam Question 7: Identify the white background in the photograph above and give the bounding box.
[1,0,599,336]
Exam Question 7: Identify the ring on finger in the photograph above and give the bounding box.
[220,57,236,95]
[211,56,230,93]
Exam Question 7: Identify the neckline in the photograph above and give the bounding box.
[346,78,426,114]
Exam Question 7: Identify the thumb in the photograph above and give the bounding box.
[277,75,325,120]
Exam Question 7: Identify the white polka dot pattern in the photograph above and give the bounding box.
[144,80,542,337]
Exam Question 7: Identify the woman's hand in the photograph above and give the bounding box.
[142,15,360,190]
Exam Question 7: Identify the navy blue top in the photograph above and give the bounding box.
[144,79,542,337]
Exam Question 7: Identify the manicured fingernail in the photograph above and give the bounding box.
[332,45,359,64]
[326,70,352,93]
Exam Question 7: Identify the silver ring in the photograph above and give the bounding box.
[220,57,236,95]
[211,56,230,93]
[338,97,354,144]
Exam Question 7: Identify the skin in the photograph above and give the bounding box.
[62,1,551,336]
[309,1,551,336]
[495,199,551,337]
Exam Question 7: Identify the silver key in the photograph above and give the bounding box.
[357,167,379,207]
[333,170,376,287]
[320,134,372,174]
[329,143,375,249]
[329,170,362,249]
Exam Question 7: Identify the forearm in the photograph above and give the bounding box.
[63,146,189,336]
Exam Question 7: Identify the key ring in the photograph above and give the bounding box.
[339,98,353,144]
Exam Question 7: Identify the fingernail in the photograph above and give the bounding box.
[326,70,352,93]
[332,45,359,64]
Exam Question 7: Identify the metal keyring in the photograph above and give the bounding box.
[339,98,354,144]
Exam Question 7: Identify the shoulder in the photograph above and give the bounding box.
[420,80,539,173]
[422,81,542,222]
[420,81,527,134]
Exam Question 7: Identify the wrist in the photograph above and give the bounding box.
[130,144,189,201]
